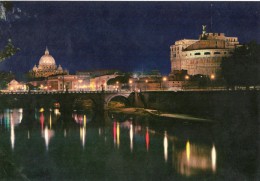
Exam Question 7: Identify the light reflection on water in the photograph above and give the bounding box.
[0,107,219,179]
[173,141,217,177]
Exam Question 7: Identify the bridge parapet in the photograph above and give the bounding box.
[0,91,133,112]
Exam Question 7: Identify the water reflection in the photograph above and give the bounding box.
[164,131,168,162]
[10,122,15,150]
[72,111,89,148]
[211,145,217,172]
[0,109,23,150]
[80,126,86,148]
[173,140,217,176]
[110,116,218,176]
[113,121,117,146]
[117,122,120,148]
[129,122,133,152]
[145,127,149,151]
[0,108,223,179]
[40,112,44,131]
[42,126,55,151]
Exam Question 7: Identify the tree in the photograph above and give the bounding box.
[0,39,20,62]
[0,71,14,89]
[221,42,260,89]
[107,75,131,85]
[0,2,20,62]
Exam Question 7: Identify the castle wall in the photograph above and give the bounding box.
[170,32,239,77]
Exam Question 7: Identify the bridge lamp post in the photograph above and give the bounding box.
[161,77,167,90]
[116,81,119,92]
[145,79,148,91]
[184,75,190,90]
[129,80,133,92]
[210,74,215,90]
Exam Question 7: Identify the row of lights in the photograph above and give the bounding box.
[128,76,168,84]
[185,74,215,80]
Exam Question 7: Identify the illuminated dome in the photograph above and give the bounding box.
[30,47,68,78]
[39,48,56,65]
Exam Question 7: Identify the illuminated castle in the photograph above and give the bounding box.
[170,25,240,78]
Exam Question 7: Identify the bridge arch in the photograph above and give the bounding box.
[105,94,130,108]
[72,96,97,110]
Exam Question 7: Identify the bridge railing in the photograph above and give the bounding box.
[0,89,133,95]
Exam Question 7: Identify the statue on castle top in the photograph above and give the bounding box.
[202,25,207,34]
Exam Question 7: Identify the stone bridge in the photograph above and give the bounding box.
[0,91,133,111]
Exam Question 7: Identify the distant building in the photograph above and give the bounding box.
[30,47,68,78]
[29,75,79,91]
[169,25,240,78]
[7,79,26,91]
[77,69,120,78]
[90,74,118,91]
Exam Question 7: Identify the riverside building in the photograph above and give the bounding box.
[169,26,240,78]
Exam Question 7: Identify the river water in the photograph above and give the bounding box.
[0,106,258,180]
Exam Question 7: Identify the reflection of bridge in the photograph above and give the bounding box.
[0,91,133,111]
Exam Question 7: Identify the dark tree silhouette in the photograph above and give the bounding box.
[221,42,260,89]
[107,75,130,85]
[0,2,20,62]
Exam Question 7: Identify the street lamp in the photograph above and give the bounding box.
[145,79,148,91]
[161,77,167,90]
[184,75,190,90]
[116,81,119,92]
[210,74,215,90]
[129,80,133,92]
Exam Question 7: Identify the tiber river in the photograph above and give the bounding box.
[0,104,258,180]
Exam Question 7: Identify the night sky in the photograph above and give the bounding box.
[0,1,259,75]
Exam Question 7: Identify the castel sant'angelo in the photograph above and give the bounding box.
[169,25,240,78]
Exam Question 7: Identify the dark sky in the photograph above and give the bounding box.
[0,1,259,75]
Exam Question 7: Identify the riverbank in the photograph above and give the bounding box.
[109,107,213,123]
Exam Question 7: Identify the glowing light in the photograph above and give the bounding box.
[145,127,149,151]
[130,123,133,152]
[210,74,215,80]
[163,131,168,162]
[42,126,54,151]
[211,145,217,172]
[145,79,148,83]
[80,127,86,149]
[18,108,23,123]
[44,126,49,150]
[113,121,117,146]
[54,109,60,116]
[185,75,190,80]
[186,141,190,162]
[39,108,44,112]
[10,122,15,150]
[83,115,86,128]
[64,129,67,137]
[40,112,44,131]
[49,113,52,129]
[163,77,167,82]
[116,122,120,148]
[27,130,30,139]
[129,80,133,84]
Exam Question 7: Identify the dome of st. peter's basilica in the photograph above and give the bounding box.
[30,47,68,78]
[38,48,56,66]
